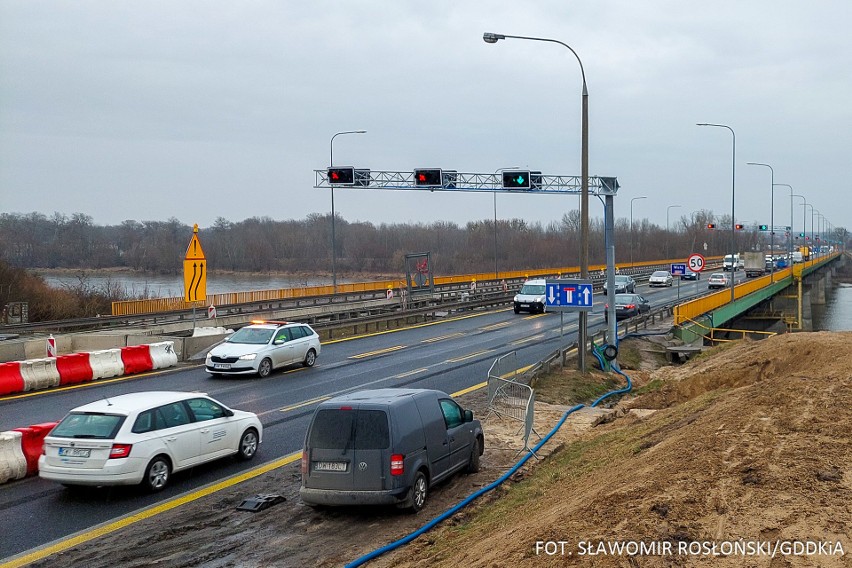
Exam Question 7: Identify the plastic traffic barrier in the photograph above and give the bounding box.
[19,358,61,392]
[0,431,28,483]
[88,349,125,380]
[56,353,94,385]
[0,362,24,396]
[12,423,57,476]
[148,341,178,370]
[120,344,154,375]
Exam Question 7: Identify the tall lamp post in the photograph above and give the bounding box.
[630,196,647,266]
[773,183,794,258]
[792,194,806,254]
[666,204,682,259]
[746,162,775,281]
[493,166,521,279]
[329,130,367,292]
[697,123,736,304]
[484,31,591,372]
[803,203,815,247]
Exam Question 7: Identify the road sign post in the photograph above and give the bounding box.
[183,224,207,331]
[671,263,686,300]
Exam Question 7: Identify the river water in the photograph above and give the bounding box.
[812,283,852,331]
[36,271,355,298]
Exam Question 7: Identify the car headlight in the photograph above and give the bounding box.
[205,352,212,362]
[238,353,258,361]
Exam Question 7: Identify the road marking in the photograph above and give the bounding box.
[323,309,510,344]
[523,313,549,319]
[421,332,464,343]
[511,333,546,345]
[348,345,406,359]
[392,368,429,379]
[481,321,511,331]
[0,452,303,568]
[446,349,493,363]
[279,395,331,413]
[0,367,187,401]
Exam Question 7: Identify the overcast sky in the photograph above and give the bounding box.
[1,1,849,238]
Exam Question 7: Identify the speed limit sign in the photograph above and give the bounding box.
[687,253,706,272]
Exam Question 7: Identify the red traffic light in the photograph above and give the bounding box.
[414,169,443,187]
[327,167,355,185]
[707,223,716,229]
[735,224,744,230]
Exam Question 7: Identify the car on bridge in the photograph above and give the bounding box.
[38,391,262,492]
[648,270,674,287]
[604,293,651,321]
[707,273,730,289]
[206,321,321,377]
[603,274,636,295]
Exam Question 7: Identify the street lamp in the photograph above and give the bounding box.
[329,129,367,292]
[746,162,775,281]
[773,183,794,258]
[803,203,815,245]
[666,204,682,259]
[485,31,591,372]
[630,196,647,266]
[493,166,521,280]
[792,194,806,255]
[697,123,736,303]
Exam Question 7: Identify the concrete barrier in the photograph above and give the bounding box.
[120,345,154,375]
[0,362,24,396]
[89,349,125,380]
[19,358,61,392]
[0,431,28,484]
[13,423,57,476]
[149,341,178,370]
[56,353,94,385]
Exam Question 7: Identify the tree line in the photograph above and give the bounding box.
[2,210,846,278]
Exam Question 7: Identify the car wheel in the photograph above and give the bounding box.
[405,471,428,513]
[257,358,273,378]
[303,349,317,368]
[466,437,482,473]
[142,456,171,492]
[237,428,259,461]
[513,306,520,314]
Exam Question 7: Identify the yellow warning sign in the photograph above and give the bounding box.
[183,225,207,302]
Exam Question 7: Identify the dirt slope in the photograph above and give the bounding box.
[22,332,852,568]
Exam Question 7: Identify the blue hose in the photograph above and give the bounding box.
[345,365,634,567]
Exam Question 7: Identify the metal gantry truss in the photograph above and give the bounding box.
[314,170,620,196]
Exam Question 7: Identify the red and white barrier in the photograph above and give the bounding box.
[19,358,60,392]
[0,431,27,484]
[89,349,125,379]
[149,341,179,370]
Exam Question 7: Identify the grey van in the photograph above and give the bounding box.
[300,388,484,512]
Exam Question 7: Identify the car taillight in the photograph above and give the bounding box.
[625,304,636,309]
[390,454,404,476]
[301,451,308,475]
[109,444,132,459]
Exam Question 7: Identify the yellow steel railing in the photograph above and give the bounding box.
[678,316,778,343]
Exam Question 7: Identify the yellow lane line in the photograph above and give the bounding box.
[524,313,549,320]
[279,396,331,413]
[392,368,429,379]
[446,349,493,363]
[0,367,188,402]
[348,345,406,359]
[421,332,464,343]
[480,321,511,331]
[511,333,545,346]
[0,452,303,568]
[451,381,488,397]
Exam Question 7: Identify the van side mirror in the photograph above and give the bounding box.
[463,409,474,423]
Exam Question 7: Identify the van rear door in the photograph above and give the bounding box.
[305,408,389,491]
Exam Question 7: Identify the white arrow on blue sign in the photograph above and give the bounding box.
[545,279,594,312]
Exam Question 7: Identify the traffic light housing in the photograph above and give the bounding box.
[735,224,744,230]
[414,169,443,187]
[502,170,531,189]
[759,225,769,231]
[707,223,716,229]
[327,167,355,185]
[799,232,805,237]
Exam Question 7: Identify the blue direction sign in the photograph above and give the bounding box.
[671,263,686,276]
[545,279,594,312]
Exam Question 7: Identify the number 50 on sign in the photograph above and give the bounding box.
[687,253,706,272]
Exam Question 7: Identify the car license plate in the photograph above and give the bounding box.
[314,461,347,472]
[58,447,91,458]
[214,363,231,370]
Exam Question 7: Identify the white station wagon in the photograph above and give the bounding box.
[39,391,262,492]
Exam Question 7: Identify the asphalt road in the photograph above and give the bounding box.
[0,272,744,561]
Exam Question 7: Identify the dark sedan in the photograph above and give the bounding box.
[604,293,651,321]
[603,274,636,295]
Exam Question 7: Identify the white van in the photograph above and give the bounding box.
[723,254,743,271]
[513,279,547,314]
